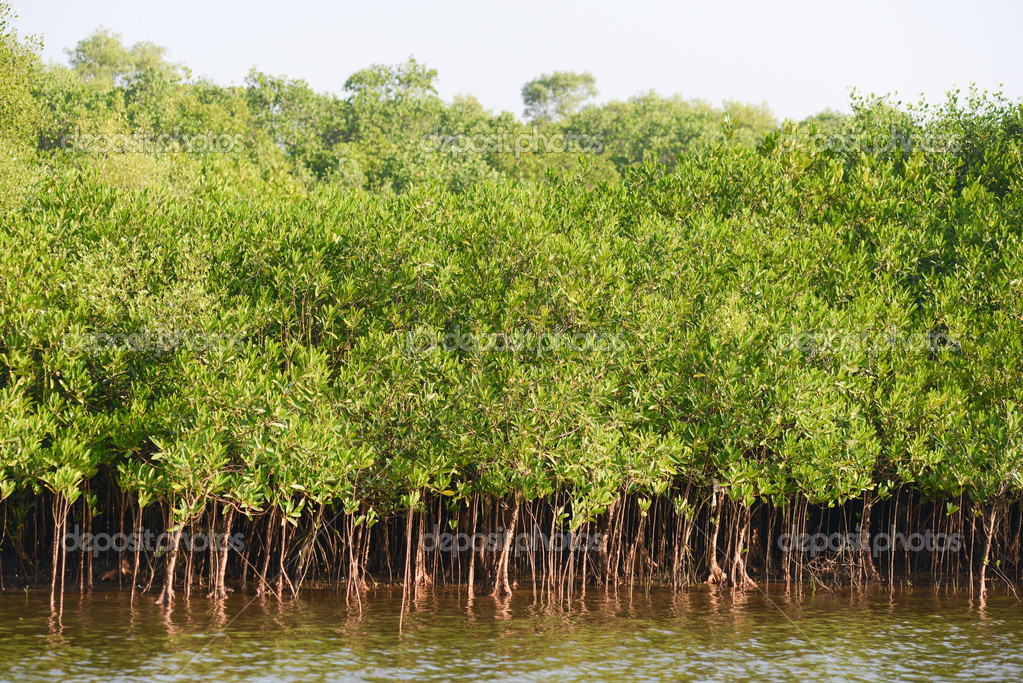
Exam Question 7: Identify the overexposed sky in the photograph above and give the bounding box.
[9,0,1022,121]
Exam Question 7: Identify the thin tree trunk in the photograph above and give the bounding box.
[493,493,521,596]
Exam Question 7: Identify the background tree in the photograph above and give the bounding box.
[521,70,597,122]
[65,28,185,88]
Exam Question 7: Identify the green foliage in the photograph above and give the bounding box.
[65,28,185,88]
[0,2,41,213]
[24,28,788,196]
[521,71,598,123]
[568,91,778,172]
[2,18,1022,533]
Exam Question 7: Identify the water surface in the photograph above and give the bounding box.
[1,586,1020,681]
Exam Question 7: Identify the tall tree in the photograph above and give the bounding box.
[66,28,183,88]
[521,71,597,122]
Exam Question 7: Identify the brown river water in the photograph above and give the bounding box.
[1,585,1021,681]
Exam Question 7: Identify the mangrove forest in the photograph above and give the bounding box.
[3,7,1023,609]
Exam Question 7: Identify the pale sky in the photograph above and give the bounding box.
[9,0,1022,122]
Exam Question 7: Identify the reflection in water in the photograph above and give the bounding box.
[0,585,1022,681]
